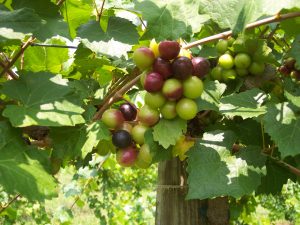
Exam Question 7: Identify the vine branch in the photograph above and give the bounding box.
[57,0,65,6]
[0,194,21,214]
[0,60,18,80]
[182,11,300,49]
[98,0,106,21]
[0,37,35,77]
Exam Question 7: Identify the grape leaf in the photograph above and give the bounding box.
[144,129,172,163]
[256,159,296,194]
[19,38,69,73]
[0,121,57,200]
[196,80,227,111]
[152,118,187,149]
[289,35,300,70]
[0,8,42,37]
[135,0,209,41]
[60,0,93,38]
[284,78,300,108]
[187,130,266,199]
[50,121,110,160]
[198,0,300,34]
[1,72,85,127]
[77,17,138,44]
[219,88,267,119]
[263,102,300,158]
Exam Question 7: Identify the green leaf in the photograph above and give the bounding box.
[144,129,172,163]
[284,78,300,108]
[50,121,110,160]
[187,130,266,199]
[61,0,93,38]
[135,0,209,41]
[196,80,227,111]
[0,121,57,200]
[263,102,300,158]
[289,35,300,70]
[198,0,300,34]
[152,118,187,149]
[77,17,139,44]
[1,72,85,127]
[0,8,42,38]
[20,38,69,73]
[256,159,296,194]
[219,88,267,119]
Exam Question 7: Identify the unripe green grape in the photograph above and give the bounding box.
[236,68,248,76]
[182,76,204,99]
[234,53,251,69]
[133,47,155,70]
[210,66,223,80]
[176,98,198,120]
[144,92,166,109]
[135,144,152,169]
[216,40,228,54]
[227,37,235,46]
[249,62,265,75]
[132,124,149,145]
[222,69,237,81]
[161,101,177,119]
[218,53,234,69]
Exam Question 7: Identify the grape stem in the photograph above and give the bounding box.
[0,194,21,213]
[57,0,65,6]
[0,36,35,77]
[182,11,300,49]
[0,60,18,80]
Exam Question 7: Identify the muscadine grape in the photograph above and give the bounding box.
[249,62,265,75]
[132,124,149,145]
[144,72,164,93]
[210,66,223,80]
[133,47,155,70]
[161,101,177,119]
[119,103,137,121]
[216,40,228,54]
[278,65,290,76]
[119,122,133,133]
[162,78,183,101]
[116,146,138,167]
[192,57,210,78]
[144,92,166,109]
[159,40,180,60]
[227,37,235,46]
[153,57,172,79]
[101,109,124,129]
[182,76,203,99]
[172,56,193,80]
[218,53,234,69]
[284,57,296,70]
[135,144,152,169]
[236,68,248,76]
[112,130,132,148]
[234,53,251,69]
[138,105,160,126]
[176,98,198,120]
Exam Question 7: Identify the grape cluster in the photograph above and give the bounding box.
[278,57,300,80]
[211,38,266,82]
[99,40,210,168]
[135,40,209,121]
[100,103,152,169]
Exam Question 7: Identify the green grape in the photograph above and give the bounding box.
[218,53,234,69]
[176,98,198,120]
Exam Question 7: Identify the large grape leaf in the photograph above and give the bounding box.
[187,130,266,199]
[263,102,300,158]
[289,35,300,70]
[0,121,57,200]
[0,8,43,39]
[19,38,69,73]
[196,80,227,111]
[1,72,85,127]
[12,0,70,40]
[135,0,209,41]
[198,0,300,34]
[61,0,93,38]
[219,88,267,119]
[152,118,187,149]
[144,129,172,163]
[50,121,110,160]
[284,78,300,108]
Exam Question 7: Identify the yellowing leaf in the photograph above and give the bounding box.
[172,135,195,161]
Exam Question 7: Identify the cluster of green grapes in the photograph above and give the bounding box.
[278,57,300,80]
[99,40,211,168]
[210,38,266,82]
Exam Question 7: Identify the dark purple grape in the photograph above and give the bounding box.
[159,41,180,60]
[119,103,137,121]
[153,57,172,79]
[171,56,193,80]
[192,57,210,78]
[112,130,132,148]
